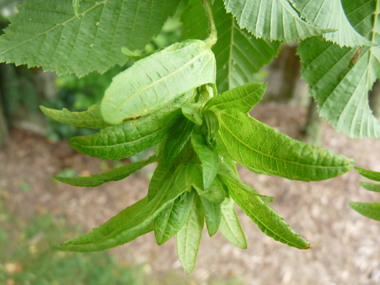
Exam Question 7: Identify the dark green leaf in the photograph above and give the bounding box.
[356,167,380,181]
[359,181,380,192]
[200,196,221,237]
[349,202,380,221]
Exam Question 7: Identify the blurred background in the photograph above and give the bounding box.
[1,1,380,284]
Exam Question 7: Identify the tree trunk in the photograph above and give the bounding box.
[301,98,323,145]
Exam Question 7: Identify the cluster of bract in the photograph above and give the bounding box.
[41,39,355,274]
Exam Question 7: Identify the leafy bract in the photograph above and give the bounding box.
[40,105,109,129]
[182,0,280,92]
[223,0,332,42]
[69,92,192,160]
[291,0,371,47]
[200,196,221,237]
[54,155,156,187]
[228,181,310,249]
[219,197,247,249]
[358,181,380,192]
[61,164,202,252]
[216,109,355,181]
[0,0,179,77]
[177,194,204,274]
[349,202,380,221]
[101,40,216,125]
[356,167,380,181]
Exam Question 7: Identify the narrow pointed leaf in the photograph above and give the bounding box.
[101,40,216,125]
[219,197,247,249]
[359,181,380,192]
[0,0,180,77]
[349,202,380,221]
[356,167,380,181]
[40,105,109,129]
[154,190,196,245]
[195,176,226,204]
[177,194,204,274]
[216,109,355,181]
[228,182,310,249]
[200,196,221,237]
[223,0,333,42]
[182,0,280,92]
[182,103,203,125]
[54,155,156,187]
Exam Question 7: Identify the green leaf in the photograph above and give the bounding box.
[358,181,380,192]
[177,194,204,274]
[218,197,247,249]
[0,0,180,77]
[54,155,156,187]
[356,167,380,181]
[191,130,219,189]
[204,82,266,113]
[182,103,203,125]
[291,0,372,47]
[195,175,226,204]
[164,117,194,164]
[154,190,196,245]
[69,92,192,160]
[216,109,355,181]
[228,182,310,249]
[101,40,216,125]
[349,202,380,221]
[61,164,202,252]
[200,196,221,237]
[223,0,333,42]
[182,0,280,92]
[121,47,154,60]
[40,105,109,129]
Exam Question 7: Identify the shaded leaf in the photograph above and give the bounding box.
[359,181,380,192]
[356,167,380,181]
[200,196,221,237]
[349,201,380,221]
[195,175,226,204]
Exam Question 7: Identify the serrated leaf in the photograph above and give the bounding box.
[191,130,219,190]
[216,109,355,181]
[194,175,226,204]
[228,181,310,249]
[154,190,196,245]
[40,105,109,129]
[223,0,333,42]
[204,82,266,113]
[200,196,221,237]
[182,0,280,92]
[356,167,380,181]
[177,194,204,274]
[349,201,380,221]
[218,197,247,249]
[164,117,194,164]
[61,164,202,252]
[182,103,203,125]
[359,181,380,192]
[101,40,216,125]
[54,155,156,187]
[69,92,192,160]
[291,0,372,47]
[0,0,179,77]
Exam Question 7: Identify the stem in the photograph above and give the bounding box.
[203,0,217,48]
[372,0,379,42]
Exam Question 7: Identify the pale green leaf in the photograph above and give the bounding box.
[0,0,179,77]
[182,103,203,125]
[182,0,280,92]
[349,202,380,221]
[216,109,355,181]
[54,155,156,187]
[121,47,154,60]
[359,181,380,192]
[200,196,221,237]
[101,40,216,125]
[177,194,204,274]
[223,0,332,42]
[356,167,380,181]
[219,197,247,249]
[40,105,109,129]
[195,175,226,204]
[72,0,81,16]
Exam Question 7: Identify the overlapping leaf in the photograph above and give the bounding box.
[356,167,380,181]
[349,202,380,221]
[182,0,280,92]
[0,0,179,77]
[201,196,221,237]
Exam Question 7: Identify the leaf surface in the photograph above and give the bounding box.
[356,167,380,181]
[195,176,226,204]
[358,181,380,192]
[182,103,203,125]
[200,196,221,237]
[349,202,380,221]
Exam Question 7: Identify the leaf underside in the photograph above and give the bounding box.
[349,202,380,221]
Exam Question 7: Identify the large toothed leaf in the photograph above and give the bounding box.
[54,155,156,187]
[177,194,204,275]
[218,197,247,249]
[291,0,372,47]
[216,109,355,181]
[0,0,180,77]
[228,181,310,249]
[349,202,380,221]
[204,82,266,113]
[154,190,196,245]
[101,40,216,125]
[200,196,221,237]
[356,167,380,181]
[223,0,332,42]
[69,92,192,160]
[40,105,109,129]
[182,0,280,92]
[359,181,380,192]
[61,164,202,252]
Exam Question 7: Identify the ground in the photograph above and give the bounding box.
[1,103,380,284]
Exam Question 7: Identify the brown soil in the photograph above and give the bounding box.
[1,103,380,284]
